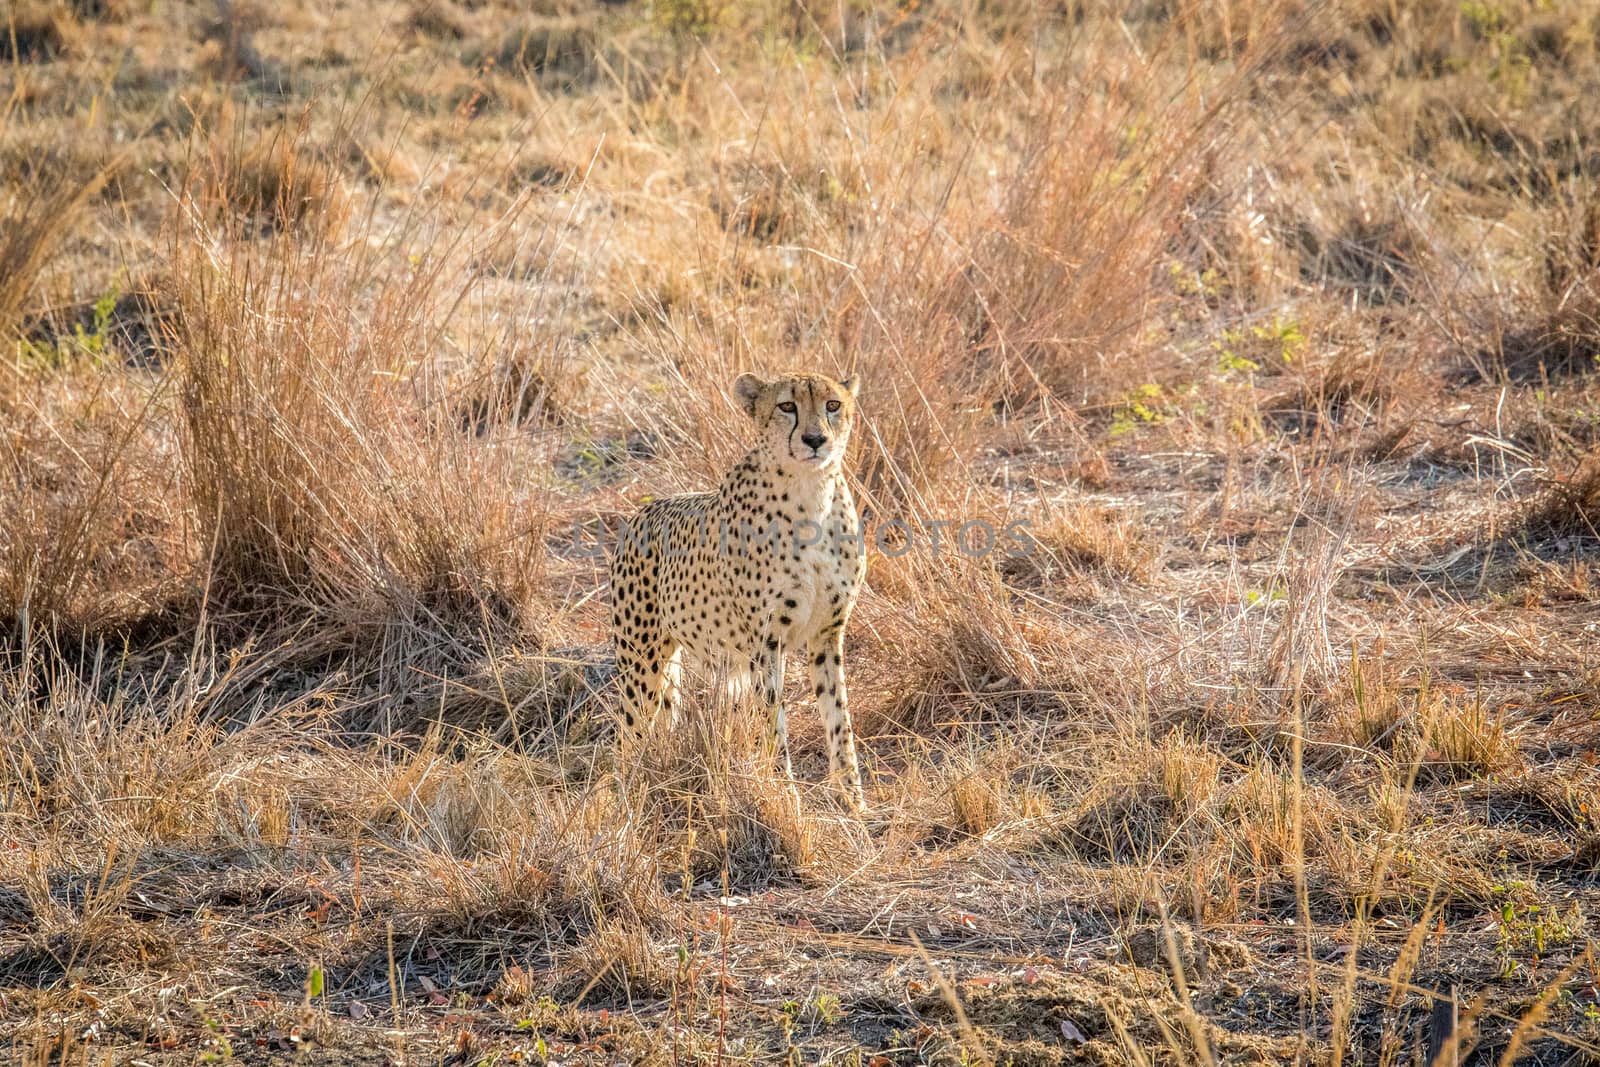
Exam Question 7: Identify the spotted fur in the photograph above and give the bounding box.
[608,372,867,810]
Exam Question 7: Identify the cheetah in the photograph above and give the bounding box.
[608,372,867,810]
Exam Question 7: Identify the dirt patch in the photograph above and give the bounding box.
[1121,924,1254,980]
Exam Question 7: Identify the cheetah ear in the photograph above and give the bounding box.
[733,373,765,417]
[840,375,860,398]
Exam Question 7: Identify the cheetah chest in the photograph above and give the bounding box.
[772,527,859,644]
[774,558,821,639]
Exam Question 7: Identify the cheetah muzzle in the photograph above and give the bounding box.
[608,371,867,812]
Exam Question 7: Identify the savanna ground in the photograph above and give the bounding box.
[3,0,1600,1063]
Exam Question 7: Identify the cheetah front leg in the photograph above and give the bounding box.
[809,628,864,812]
[756,639,802,809]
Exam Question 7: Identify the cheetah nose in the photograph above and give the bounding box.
[801,431,826,450]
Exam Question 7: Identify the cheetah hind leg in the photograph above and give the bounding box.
[614,634,677,757]
[756,647,803,816]
[661,645,683,733]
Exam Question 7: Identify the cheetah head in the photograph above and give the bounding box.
[733,372,859,471]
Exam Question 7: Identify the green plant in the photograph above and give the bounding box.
[1215,342,1260,375]
[1110,383,1170,436]
[1459,1,1504,38]
[1491,880,1583,976]
[1244,583,1285,606]
[652,0,726,36]
[1170,260,1228,299]
[198,1015,235,1062]
[1254,315,1304,363]
[14,275,120,370]
[811,992,843,1025]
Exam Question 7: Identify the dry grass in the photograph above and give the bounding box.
[1,4,79,63]
[0,150,115,340]
[1524,451,1600,539]
[2,0,1599,1063]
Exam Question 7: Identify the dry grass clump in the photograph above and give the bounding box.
[1210,758,1435,917]
[629,708,822,891]
[454,351,571,433]
[1408,693,1525,784]
[1056,731,1222,865]
[0,405,178,639]
[0,667,377,899]
[1487,199,1600,382]
[197,0,282,84]
[1261,349,1393,438]
[99,275,183,367]
[171,220,544,641]
[1260,513,1351,691]
[420,645,610,743]
[960,99,1230,405]
[710,159,803,245]
[708,152,856,247]
[1290,197,1419,306]
[14,270,184,370]
[1497,290,1600,382]
[475,16,604,91]
[407,0,465,42]
[373,751,671,945]
[1005,502,1159,584]
[1060,774,1182,866]
[945,767,1008,839]
[834,39,1264,436]
[0,150,115,340]
[1326,654,1526,780]
[1330,648,1413,751]
[1520,452,1600,539]
[193,127,346,236]
[869,564,1064,734]
[1,3,78,62]
[563,917,675,1003]
[928,744,1052,841]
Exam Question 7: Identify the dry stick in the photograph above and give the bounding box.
[907,931,983,1063]
[1360,969,1600,1058]
[1445,987,1491,1067]
[569,956,618,1010]
[1334,647,1438,1067]
[386,920,401,1048]
[1290,664,1317,1041]
[670,897,687,1067]
[1106,1010,1156,1067]
[1384,895,1440,1012]
[1426,985,1458,1067]
[1157,903,1216,1067]
[350,834,362,922]
[717,869,730,1067]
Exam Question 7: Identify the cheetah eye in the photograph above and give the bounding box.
[777,402,797,414]
[825,400,842,413]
